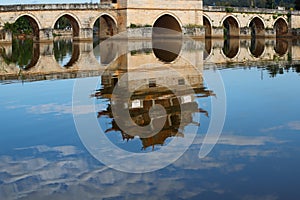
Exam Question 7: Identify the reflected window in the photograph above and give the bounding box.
[149,79,156,88]
[178,79,185,85]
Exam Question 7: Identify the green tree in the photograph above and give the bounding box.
[54,17,71,30]
[3,17,32,35]
[266,0,275,8]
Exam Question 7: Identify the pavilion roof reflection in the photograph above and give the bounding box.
[94,68,214,150]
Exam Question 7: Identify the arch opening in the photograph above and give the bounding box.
[14,15,40,41]
[153,14,182,37]
[93,15,117,39]
[250,38,265,58]
[203,16,212,38]
[274,18,288,37]
[54,15,80,38]
[250,17,265,37]
[222,38,239,59]
[223,16,239,38]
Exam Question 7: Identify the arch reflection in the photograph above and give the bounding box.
[250,37,265,58]
[222,38,239,59]
[274,39,288,56]
[0,39,39,70]
[204,38,212,60]
[93,38,117,65]
[152,38,182,63]
[54,39,79,67]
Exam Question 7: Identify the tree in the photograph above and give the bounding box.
[266,0,275,8]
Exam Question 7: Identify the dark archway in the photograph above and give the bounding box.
[153,14,182,37]
[54,15,80,38]
[15,15,40,41]
[250,38,265,58]
[222,38,239,59]
[152,14,182,62]
[223,16,239,38]
[274,39,288,56]
[274,18,288,37]
[249,17,265,37]
[203,16,212,38]
[93,15,117,38]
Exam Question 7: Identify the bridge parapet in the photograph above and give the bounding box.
[203,6,289,14]
[0,3,112,12]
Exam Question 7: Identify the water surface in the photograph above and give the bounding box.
[0,38,300,199]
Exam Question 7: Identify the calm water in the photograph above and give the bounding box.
[1,37,300,199]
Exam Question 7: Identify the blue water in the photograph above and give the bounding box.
[1,40,300,199]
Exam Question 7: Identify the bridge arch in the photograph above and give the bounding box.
[222,15,240,38]
[92,13,118,38]
[203,15,212,38]
[153,13,182,32]
[274,17,288,37]
[249,16,265,37]
[52,13,81,38]
[14,14,41,40]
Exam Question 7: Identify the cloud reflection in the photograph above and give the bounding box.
[0,132,284,199]
[6,103,107,115]
[261,121,300,132]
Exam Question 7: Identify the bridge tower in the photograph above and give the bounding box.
[115,0,204,37]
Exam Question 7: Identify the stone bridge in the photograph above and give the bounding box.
[0,0,300,42]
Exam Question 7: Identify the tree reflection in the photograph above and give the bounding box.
[1,39,34,69]
[264,64,300,77]
[53,39,79,67]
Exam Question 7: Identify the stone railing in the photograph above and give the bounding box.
[203,6,289,14]
[0,3,112,12]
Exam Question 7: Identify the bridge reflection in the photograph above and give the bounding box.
[93,61,213,150]
[0,38,298,82]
